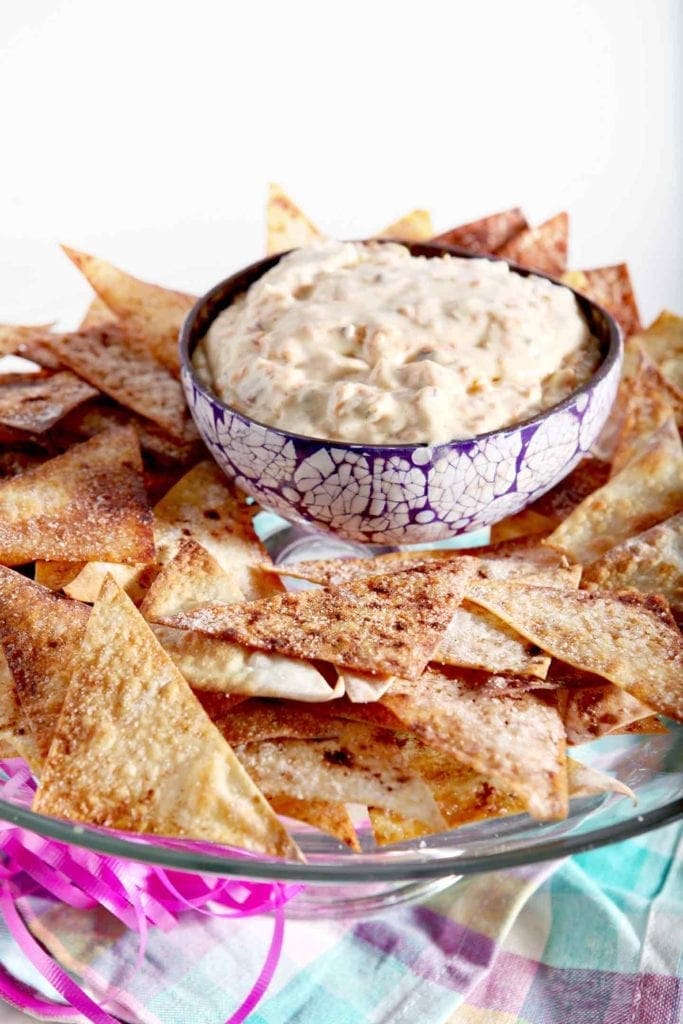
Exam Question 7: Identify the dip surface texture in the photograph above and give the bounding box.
[197,241,600,445]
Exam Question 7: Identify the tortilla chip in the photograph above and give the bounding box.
[431,208,528,255]
[201,696,346,744]
[57,398,201,466]
[340,671,395,703]
[546,421,683,564]
[33,576,300,859]
[379,210,434,242]
[610,353,680,474]
[79,295,117,330]
[633,311,683,393]
[34,561,83,592]
[566,759,636,801]
[268,795,359,850]
[562,264,641,338]
[490,458,610,544]
[0,447,49,479]
[158,560,478,680]
[0,566,89,761]
[0,324,53,358]
[266,184,321,256]
[434,601,551,678]
[496,212,569,277]
[142,541,339,701]
[467,581,683,722]
[0,372,98,434]
[581,514,682,621]
[612,716,667,735]
[65,461,273,604]
[266,535,575,588]
[0,426,155,565]
[382,670,568,820]
[234,723,444,827]
[563,683,653,744]
[61,246,195,374]
[49,326,197,444]
[0,647,42,771]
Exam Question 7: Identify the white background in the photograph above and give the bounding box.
[0,3,680,1019]
[0,0,681,330]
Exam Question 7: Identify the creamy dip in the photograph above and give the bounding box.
[196,240,600,445]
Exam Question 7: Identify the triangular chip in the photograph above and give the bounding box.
[0,372,98,434]
[61,246,195,374]
[0,426,155,565]
[562,264,641,337]
[431,208,528,255]
[0,566,89,761]
[610,352,680,474]
[434,601,551,678]
[581,513,682,622]
[58,399,200,466]
[268,795,359,851]
[378,209,434,242]
[266,184,321,256]
[562,682,653,745]
[496,212,569,277]
[382,670,567,820]
[142,541,339,701]
[65,461,274,603]
[567,759,636,801]
[0,324,54,358]
[0,647,42,771]
[612,716,667,736]
[33,577,300,859]
[157,560,478,679]
[490,457,610,544]
[466,581,683,721]
[340,671,395,703]
[234,723,444,828]
[633,311,683,393]
[202,696,346,744]
[49,326,197,443]
[79,295,117,330]
[34,561,83,592]
[546,421,683,564]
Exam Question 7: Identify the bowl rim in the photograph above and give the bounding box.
[179,240,623,453]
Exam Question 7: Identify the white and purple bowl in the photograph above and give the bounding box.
[180,242,622,545]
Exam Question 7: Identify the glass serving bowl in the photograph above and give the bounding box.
[0,516,680,916]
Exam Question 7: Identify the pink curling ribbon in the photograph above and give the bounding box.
[0,759,302,1023]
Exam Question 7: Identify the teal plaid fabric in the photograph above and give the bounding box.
[0,822,680,1024]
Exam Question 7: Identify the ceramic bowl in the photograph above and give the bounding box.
[179,242,622,545]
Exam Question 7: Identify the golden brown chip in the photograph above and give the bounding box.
[79,295,117,330]
[431,208,528,255]
[490,458,610,544]
[33,576,300,859]
[546,421,683,564]
[466,581,683,722]
[201,695,345,744]
[633,311,683,393]
[434,601,551,678]
[266,184,321,256]
[378,210,434,242]
[157,560,478,680]
[610,352,680,474]
[48,326,197,444]
[0,566,89,761]
[612,716,668,735]
[563,683,653,745]
[34,561,83,592]
[340,670,395,703]
[581,514,682,621]
[0,372,98,434]
[562,264,641,337]
[382,669,568,820]
[61,247,195,374]
[234,724,444,827]
[0,647,42,771]
[268,795,359,851]
[566,759,636,801]
[57,398,201,466]
[0,426,155,565]
[0,324,54,358]
[142,541,338,701]
[65,461,274,604]
[496,212,569,277]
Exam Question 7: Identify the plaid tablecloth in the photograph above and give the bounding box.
[0,821,680,1024]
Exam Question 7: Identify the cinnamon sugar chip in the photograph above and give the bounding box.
[432,208,528,255]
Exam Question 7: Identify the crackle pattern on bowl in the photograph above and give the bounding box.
[182,360,620,545]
